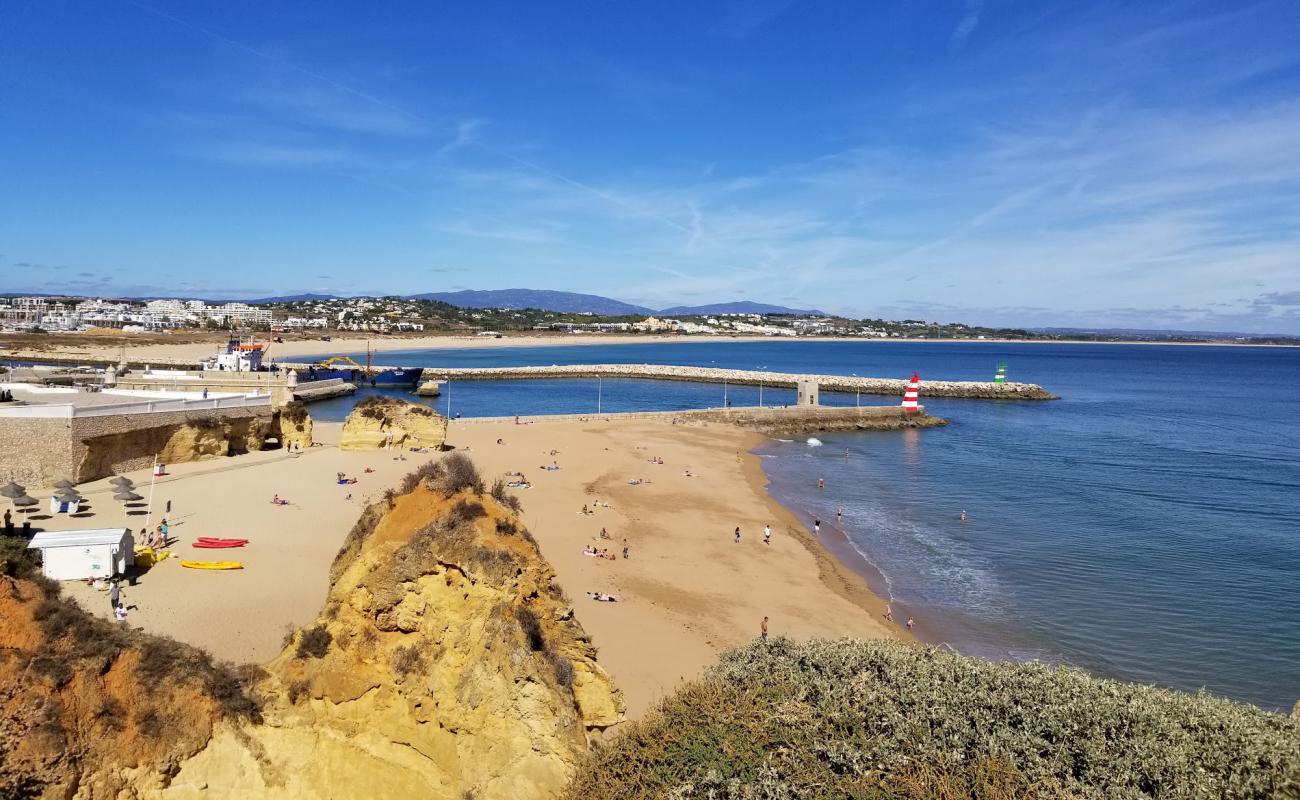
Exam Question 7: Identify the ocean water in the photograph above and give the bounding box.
[313,340,1300,710]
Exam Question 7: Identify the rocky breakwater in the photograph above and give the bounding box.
[0,454,622,799]
[340,396,447,451]
[430,364,1058,400]
[682,405,948,436]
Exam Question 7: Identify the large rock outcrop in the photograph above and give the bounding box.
[162,466,621,799]
[272,401,313,451]
[0,457,621,799]
[339,397,447,451]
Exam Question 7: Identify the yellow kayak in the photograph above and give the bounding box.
[180,560,243,570]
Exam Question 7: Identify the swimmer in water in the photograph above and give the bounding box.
[960,510,968,522]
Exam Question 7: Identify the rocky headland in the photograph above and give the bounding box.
[0,454,620,799]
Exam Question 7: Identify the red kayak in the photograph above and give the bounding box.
[193,540,247,549]
[198,537,248,545]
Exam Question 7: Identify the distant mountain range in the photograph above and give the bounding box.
[659,301,823,316]
[244,288,824,317]
[406,289,653,315]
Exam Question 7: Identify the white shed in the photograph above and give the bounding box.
[26,528,134,580]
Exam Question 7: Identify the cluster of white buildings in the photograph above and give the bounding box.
[143,300,273,327]
[0,296,276,332]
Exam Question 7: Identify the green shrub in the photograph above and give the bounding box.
[565,638,1300,800]
[490,479,523,514]
[438,452,484,495]
[448,499,486,525]
[400,460,446,494]
[295,625,332,659]
[514,606,545,651]
[0,536,39,578]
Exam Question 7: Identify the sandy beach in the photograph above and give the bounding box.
[31,413,899,719]
[3,330,1292,370]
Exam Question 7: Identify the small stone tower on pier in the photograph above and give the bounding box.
[797,379,820,406]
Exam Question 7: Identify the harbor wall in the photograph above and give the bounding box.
[449,404,946,436]
[0,404,275,487]
[423,364,1057,400]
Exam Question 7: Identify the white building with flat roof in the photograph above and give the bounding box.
[27,528,135,580]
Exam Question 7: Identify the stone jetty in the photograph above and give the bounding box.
[420,364,1058,400]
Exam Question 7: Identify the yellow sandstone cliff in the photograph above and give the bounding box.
[339,396,447,451]
[0,456,622,800]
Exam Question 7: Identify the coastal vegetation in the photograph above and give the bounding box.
[565,638,1300,800]
[0,538,262,798]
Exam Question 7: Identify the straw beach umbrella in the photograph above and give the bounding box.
[109,476,135,488]
[11,495,38,515]
[2,482,28,514]
[114,490,142,518]
[53,479,76,489]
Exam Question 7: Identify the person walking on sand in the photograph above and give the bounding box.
[109,578,121,613]
[622,541,629,559]
[761,616,769,642]
[763,524,771,545]
[734,526,741,543]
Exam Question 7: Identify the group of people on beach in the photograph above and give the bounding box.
[144,519,170,551]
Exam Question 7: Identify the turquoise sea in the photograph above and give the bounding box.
[312,340,1300,711]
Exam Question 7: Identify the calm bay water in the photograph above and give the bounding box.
[314,340,1300,710]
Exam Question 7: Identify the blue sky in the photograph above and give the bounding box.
[2,1,1299,332]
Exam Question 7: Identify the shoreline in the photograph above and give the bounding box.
[2,332,1295,368]
[740,437,905,637]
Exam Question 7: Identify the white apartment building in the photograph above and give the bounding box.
[3,297,48,327]
[204,303,272,327]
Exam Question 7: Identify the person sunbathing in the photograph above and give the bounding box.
[582,546,598,556]
[271,495,289,506]
[587,591,618,602]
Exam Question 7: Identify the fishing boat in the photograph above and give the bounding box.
[202,336,271,372]
[303,342,421,387]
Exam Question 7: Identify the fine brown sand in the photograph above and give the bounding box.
[35,415,901,719]
[1,332,772,365]
[450,416,900,717]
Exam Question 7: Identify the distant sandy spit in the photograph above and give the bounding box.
[2,333,776,364]
[3,331,1292,367]
[44,414,901,721]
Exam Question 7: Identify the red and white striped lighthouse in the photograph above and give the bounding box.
[901,372,921,413]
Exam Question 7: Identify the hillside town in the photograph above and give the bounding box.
[0,294,1037,340]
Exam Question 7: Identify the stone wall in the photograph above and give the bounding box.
[0,405,275,487]
[0,417,80,488]
[425,364,1059,400]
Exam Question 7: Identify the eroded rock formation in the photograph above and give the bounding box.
[272,402,313,451]
[339,397,447,451]
[0,458,621,800]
